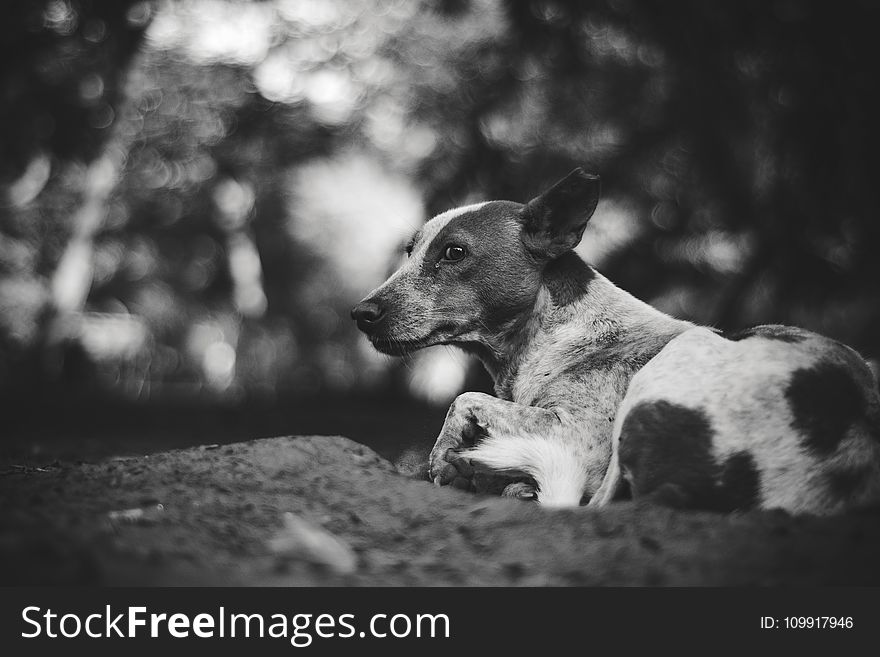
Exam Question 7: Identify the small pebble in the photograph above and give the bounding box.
[268,512,357,575]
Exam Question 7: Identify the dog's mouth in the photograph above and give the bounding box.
[369,335,435,356]
[368,323,460,356]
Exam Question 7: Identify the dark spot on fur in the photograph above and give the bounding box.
[420,201,524,278]
[542,251,595,306]
[723,324,809,343]
[618,401,761,512]
[719,451,761,510]
[786,361,865,455]
[827,466,868,499]
[560,328,684,382]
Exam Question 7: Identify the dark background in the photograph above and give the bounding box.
[2,0,879,465]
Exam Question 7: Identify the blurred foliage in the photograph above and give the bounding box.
[2,0,880,411]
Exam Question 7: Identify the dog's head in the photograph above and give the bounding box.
[351,168,600,357]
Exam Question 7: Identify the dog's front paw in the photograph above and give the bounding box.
[429,424,476,487]
[429,446,475,489]
[429,394,486,487]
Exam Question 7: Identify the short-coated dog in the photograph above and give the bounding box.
[352,169,880,515]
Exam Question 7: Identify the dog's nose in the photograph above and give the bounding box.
[351,300,385,332]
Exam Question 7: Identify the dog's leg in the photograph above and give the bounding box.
[429,391,561,487]
[588,439,621,507]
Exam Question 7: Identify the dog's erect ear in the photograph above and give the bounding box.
[519,168,600,259]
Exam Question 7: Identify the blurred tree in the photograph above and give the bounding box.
[0,0,149,177]
[2,0,879,411]
[0,0,151,390]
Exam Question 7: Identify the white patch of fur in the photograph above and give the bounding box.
[461,435,587,508]
[431,201,491,223]
[410,202,489,257]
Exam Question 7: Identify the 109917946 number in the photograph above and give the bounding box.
[783,617,853,629]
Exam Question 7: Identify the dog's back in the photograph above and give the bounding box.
[610,325,880,514]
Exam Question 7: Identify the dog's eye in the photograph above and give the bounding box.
[442,245,467,261]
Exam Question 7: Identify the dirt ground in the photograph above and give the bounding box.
[2,434,879,586]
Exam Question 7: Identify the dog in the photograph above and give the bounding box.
[352,168,880,514]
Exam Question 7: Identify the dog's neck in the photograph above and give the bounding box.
[464,255,693,401]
